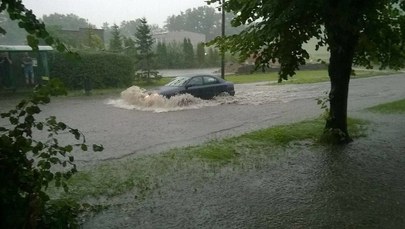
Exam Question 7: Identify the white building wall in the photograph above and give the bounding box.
[153,31,206,47]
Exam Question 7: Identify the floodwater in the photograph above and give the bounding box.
[106,83,326,113]
[106,86,215,112]
[82,113,405,228]
[81,75,405,228]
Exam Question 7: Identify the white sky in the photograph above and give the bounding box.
[23,0,209,28]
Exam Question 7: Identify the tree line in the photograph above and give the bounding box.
[0,6,240,69]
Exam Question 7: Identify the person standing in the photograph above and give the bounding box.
[0,52,12,88]
[22,52,35,85]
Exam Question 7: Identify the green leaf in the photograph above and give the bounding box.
[81,144,88,151]
[93,144,104,152]
[26,35,39,50]
[65,145,73,152]
[36,122,43,130]
[70,129,81,140]
[57,122,67,130]
[57,43,66,52]
[26,105,41,115]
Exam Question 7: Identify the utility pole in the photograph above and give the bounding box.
[220,0,225,79]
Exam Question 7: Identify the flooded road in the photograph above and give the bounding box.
[6,74,401,164]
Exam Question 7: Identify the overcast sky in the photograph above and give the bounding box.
[23,0,210,28]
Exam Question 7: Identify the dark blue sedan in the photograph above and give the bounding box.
[157,75,235,99]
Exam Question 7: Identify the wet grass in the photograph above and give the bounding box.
[367,98,405,113]
[48,117,368,204]
[226,69,390,84]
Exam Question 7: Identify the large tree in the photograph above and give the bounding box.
[109,23,123,52]
[183,38,195,68]
[42,13,93,30]
[165,5,246,41]
[208,0,405,143]
[134,18,156,80]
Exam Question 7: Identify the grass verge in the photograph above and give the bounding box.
[366,99,405,114]
[226,69,390,84]
[48,117,368,204]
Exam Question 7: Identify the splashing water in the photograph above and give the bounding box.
[106,83,327,112]
[106,86,218,112]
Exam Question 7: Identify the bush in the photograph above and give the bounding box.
[49,51,135,90]
[0,79,103,228]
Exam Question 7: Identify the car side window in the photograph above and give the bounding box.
[188,77,203,86]
[203,76,219,85]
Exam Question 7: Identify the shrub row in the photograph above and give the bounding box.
[49,51,135,90]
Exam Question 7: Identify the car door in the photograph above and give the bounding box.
[185,76,204,98]
[203,76,225,98]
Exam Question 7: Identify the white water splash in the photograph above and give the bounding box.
[106,86,218,112]
[106,83,328,112]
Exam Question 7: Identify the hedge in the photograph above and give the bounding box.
[49,51,135,90]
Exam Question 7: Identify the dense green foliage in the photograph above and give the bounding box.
[196,42,206,67]
[108,24,123,52]
[165,5,246,41]
[183,38,195,68]
[134,18,160,81]
[49,51,135,90]
[42,13,94,30]
[0,80,103,228]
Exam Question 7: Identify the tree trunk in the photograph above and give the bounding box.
[325,36,357,143]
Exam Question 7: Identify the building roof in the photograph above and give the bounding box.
[0,45,53,51]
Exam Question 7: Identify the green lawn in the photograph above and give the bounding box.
[226,69,388,84]
[367,99,405,113]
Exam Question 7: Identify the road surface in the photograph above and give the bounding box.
[1,74,404,165]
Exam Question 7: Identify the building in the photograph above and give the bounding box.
[152,31,206,47]
[55,28,105,47]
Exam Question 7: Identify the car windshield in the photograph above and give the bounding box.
[165,76,189,87]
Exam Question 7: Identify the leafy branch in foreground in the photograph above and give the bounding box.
[0,79,103,228]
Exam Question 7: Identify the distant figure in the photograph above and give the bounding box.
[22,52,35,85]
[0,52,12,88]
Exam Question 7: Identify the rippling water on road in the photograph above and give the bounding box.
[106,83,329,113]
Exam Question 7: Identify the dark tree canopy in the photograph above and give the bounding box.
[109,23,123,52]
[165,5,246,41]
[42,13,93,30]
[208,0,405,143]
[183,38,195,68]
[134,17,158,80]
